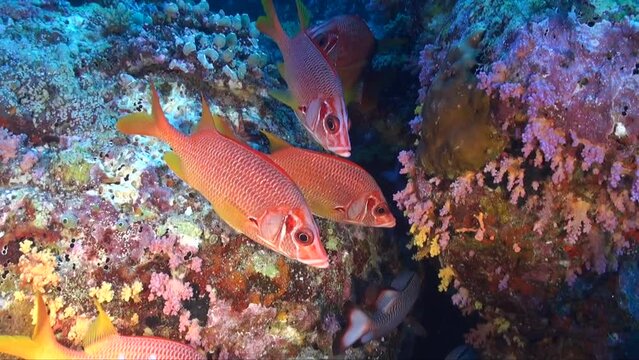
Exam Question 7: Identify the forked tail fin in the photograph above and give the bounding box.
[116,82,180,143]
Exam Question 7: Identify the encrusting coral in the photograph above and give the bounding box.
[396,1,639,358]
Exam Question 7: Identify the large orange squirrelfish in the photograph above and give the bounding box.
[257,0,352,157]
[117,84,328,268]
[307,14,375,104]
[262,131,395,228]
[0,293,205,359]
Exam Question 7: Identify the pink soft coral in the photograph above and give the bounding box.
[148,272,193,316]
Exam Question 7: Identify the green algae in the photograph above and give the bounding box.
[251,252,280,279]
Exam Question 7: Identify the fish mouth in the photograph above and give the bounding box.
[302,258,330,268]
[378,219,397,228]
[330,147,351,157]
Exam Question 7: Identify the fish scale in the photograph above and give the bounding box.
[284,33,343,106]
[262,131,394,227]
[85,335,203,360]
[116,84,328,268]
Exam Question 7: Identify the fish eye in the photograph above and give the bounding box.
[295,229,313,245]
[374,205,387,215]
[325,115,339,134]
[298,105,307,115]
[318,36,327,47]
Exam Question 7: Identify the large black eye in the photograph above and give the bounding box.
[375,205,387,215]
[295,230,313,245]
[325,115,339,134]
[318,35,328,48]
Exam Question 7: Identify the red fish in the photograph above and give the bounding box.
[257,0,351,157]
[117,84,328,268]
[334,271,422,354]
[262,131,395,228]
[307,15,375,104]
[0,293,205,359]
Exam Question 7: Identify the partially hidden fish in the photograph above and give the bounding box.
[334,270,422,354]
[117,84,328,268]
[0,293,205,359]
[257,0,351,157]
[307,14,375,104]
[261,130,395,228]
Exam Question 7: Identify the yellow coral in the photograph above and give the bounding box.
[89,282,115,303]
[60,305,77,320]
[18,243,60,292]
[429,235,441,257]
[438,266,455,292]
[19,240,33,254]
[130,313,139,326]
[68,317,91,345]
[13,291,25,301]
[121,280,143,303]
[494,317,510,334]
[413,227,430,248]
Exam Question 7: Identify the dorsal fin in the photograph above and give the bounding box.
[213,113,237,140]
[82,300,118,349]
[32,293,55,343]
[260,130,292,153]
[194,95,237,140]
[193,94,218,135]
[375,289,400,314]
[295,0,311,32]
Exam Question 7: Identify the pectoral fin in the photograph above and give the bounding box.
[268,88,297,109]
[163,151,186,181]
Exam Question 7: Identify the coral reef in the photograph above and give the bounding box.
[397,1,639,358]
[0,0,404,358]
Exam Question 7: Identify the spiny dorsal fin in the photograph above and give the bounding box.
[295,0,312,32]
[32,293,55,343]
[195,95,237,140]
[375,289,400,314]
[260,130,291,153]
[82,300,118,349]
[193,94,218,134]
[213,113,237,140]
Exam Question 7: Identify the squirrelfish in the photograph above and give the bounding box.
[334,270,422,354]
[0,293,205,360]
[307,15,375,104]
[117,84,328,268]
[257,0,351,157]
[262,131,395,228]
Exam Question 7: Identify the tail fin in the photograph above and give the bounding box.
[0,294,70,359]
[333,303,373,354]
[116,82,178,142]
[257,0,287,46]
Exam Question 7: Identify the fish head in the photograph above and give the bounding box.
[256,206,328,268]
[300,97,351,157]
[347,191,396,228]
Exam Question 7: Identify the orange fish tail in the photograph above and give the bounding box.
[116,83,180,143]
[257,0,287,46]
